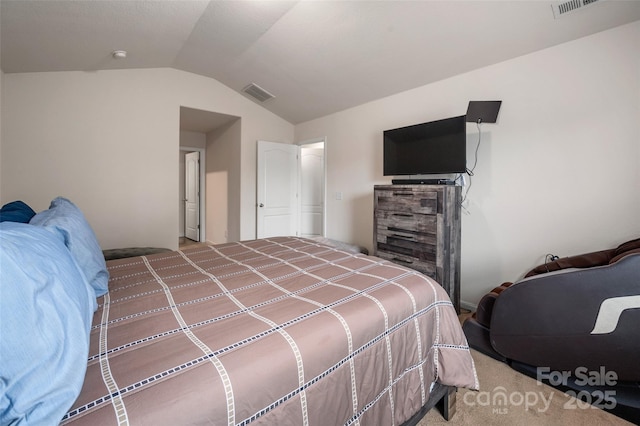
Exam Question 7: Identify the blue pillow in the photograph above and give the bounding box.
[30,197,109,298]
[0,200,36,223]
[0,222,94,425]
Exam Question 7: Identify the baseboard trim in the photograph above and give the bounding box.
[460,300,477,313]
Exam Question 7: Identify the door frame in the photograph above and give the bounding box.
[255,138,327,239]
[180,146,206,242]
[297,137,327,238]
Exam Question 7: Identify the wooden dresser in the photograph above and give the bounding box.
[373,184,461,312]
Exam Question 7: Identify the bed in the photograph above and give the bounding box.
[1,198,478,425]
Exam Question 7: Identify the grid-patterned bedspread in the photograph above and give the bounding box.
[63,237,478,425]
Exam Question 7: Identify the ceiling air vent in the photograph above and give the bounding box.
[551,0,605,18]
[243,83,275,103]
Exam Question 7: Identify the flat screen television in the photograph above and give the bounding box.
[383,115,466,176]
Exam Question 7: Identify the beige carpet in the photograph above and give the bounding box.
[418,348,632,426]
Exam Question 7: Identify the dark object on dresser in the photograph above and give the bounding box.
[463,237,640,423]
[373,184,461,313]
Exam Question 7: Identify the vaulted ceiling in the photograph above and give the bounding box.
[2,0,639,124]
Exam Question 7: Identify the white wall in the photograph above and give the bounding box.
[1,68,294,250]
[180,130,207,149]
[295,22,640,308]
[206,118,241,244]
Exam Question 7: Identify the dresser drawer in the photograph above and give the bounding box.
[375,189,438,215]
[376,226,437,246]
[375,249,436,278]
[376,233,436,260]
[375,210,437,234]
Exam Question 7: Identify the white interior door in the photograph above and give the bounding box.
[300,146,324,238]
[257,141,299,238]
[185,151,200,241]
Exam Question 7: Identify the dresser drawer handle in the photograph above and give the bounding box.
[392,213,413,218]
[392,257,414,264]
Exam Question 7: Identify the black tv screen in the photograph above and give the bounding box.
[383,115,466,175]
